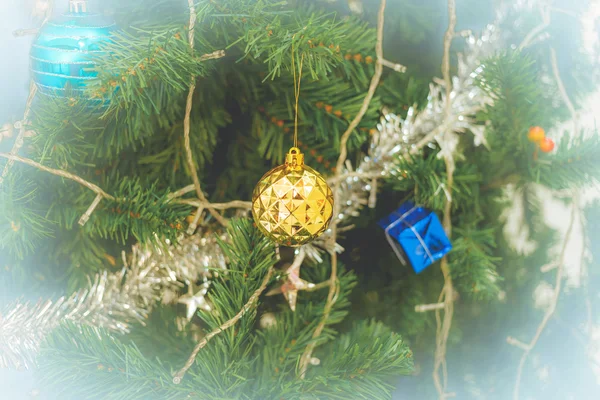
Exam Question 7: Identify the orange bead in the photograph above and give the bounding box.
[528,126,545,143]
[539,137,555,153]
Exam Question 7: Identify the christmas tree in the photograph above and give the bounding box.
[1,0,599,399]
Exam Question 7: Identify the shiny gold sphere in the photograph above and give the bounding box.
[251,147,334,247]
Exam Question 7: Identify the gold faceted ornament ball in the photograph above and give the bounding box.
[251,147,334,247]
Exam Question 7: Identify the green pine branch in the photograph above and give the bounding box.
[305,320,414,400]
[391,152,482,214]
[37,323,174,400]
[534,132,600,190]
[0,169,53,258]
[91,25,218,112]
[38,175,188,246]
[30,86,182,163]
[234,7,376,82]
[449,225,502,299]
[476,51,564,185]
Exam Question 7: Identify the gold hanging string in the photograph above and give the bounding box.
[291,40,305,149]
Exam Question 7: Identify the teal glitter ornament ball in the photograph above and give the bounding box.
[30,1,117,97]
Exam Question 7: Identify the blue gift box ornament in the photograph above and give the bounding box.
[378,201,452,273]
[30,0,116,98]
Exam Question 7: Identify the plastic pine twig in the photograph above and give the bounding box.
[415,302,445,313]
[379,57,407,73]
[198,50,225,61]
[187,206,204,235]
[13,28,40,37]
[173,198,252,210]
[0,153,115,201]
[432,1,457,398]
[0,152,116,226]
[181,0,227,227]
[506,336,531,351]
[167,183,196,199]
[550,47,578,134]
[79,194,104,226]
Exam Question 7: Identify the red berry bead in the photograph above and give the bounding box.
[528,126,545,143]
[539,137,555,153]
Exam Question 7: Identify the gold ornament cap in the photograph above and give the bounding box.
[251,147,334,247]
[285,147,304,170]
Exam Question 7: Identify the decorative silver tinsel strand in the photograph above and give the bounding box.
[0,229,226,370]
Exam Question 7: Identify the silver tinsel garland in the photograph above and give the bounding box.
[1,24,501,370]
[306,25,500,259]
[0,229,226,369]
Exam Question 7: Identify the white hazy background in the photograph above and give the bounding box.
[0,1,599,399]
[1,3,36,397]
[0,0,34,124]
